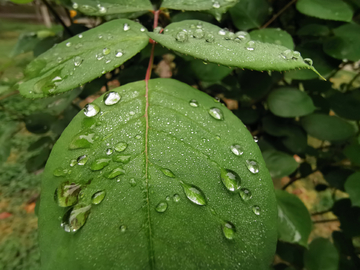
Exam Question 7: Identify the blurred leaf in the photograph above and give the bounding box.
[190,60,232,82]
[327,89,360,120]
[302,79,333,94]
[296,0,353,22]
[9,0,34,4]
[276,241,305,269]
[263,150,298,178]
[229,0,270,31]
[299,162,313,178]
[323,23,360,61]
[323,167,354,191]
[333,231,355,256]
[345,172,360,207]
[310,94,330,114]
[172,11,215,23]
[11,32,41,57]
[33,36,60,57]
[28,136,53,151]
[26,147,51,173]
[344,143,360,165]
[234,107,260,124]
[267,88,316,118]
[250,28,294,50]
[301,114,356,141]
[239,70,272,100]
[304,238,339,270]
[297,24,330,36]
[276,190,312,248]
[332,199,360,237]
[0,123,18,165]
[25,113,56,134]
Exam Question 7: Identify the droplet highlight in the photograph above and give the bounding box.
[189,99,199,107]
[104,91,121,105]
[84,103,100,117]
[222,222,236,240]
[252,205,261,215]
[239,188,252,201]
[220,168,241,192]
[114,142,127,152]
[155,202,168,213]
[209,107,224,120]
[230,144,243,156]
[180,181,207,206]
[160,168,175,178]
[246,159,259,174]
[91,190,106,205]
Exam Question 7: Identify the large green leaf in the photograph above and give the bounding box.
[276,190,312,248]
[327,89,360,120]
[250,29,294,50]
[190,59,232,82]
[19,19,149,98]
[301,114,356,141]
[39,78,277,269]
[229,0,270,31]
[323,23,360,62]
[71,0,152,16]
[267,88,316,118]
[304,238,339,270]
[148,20,323,75]
[296,0,353,22]
[345,172,360,207]
[263,150,298,179]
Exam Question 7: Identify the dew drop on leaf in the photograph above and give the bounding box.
[78,34,83,38]
[225,32,235,40]
[73,56,83,67]
[252,205,261,215]
[103,91,121,105]
[107,167,125,179]
[155,202,168,213]
[103,48,111,55]
[77,155,88,165]
[246,41,255,51]
[106,148,113,155]
[253,136,258,143]
[98,6,106,14]
[218,29,226,36]
[55,181,81,207]
[220,168,241,192]
[84,104,100,117]
[230,144,243,156]
[246,159,259,174]
[140,27,146,32]
[123,23,130,31]
[129,178,137,187]
[189,99,199,107]
[112,155,131,164]
[114,142,127,152]
[72,2,78,9]
[176,31,188,42]
[234,31,249,42]
[205,33,215,43]
[222,221,236,240]
[209,107,224,120]
[193,28,205,39]
[292,51,301,59]
[90,158,111,171]
[239,188,252,201]
[115,49,123,58]
[61,204,91,233]
[69,132,96,149]
[120,225,127,232]
[53,168,70,176]
[91,190,106,205]
[135,135,141,140]
[212,1,220,8]
[173,194,180,202]
[281,49,292,60]
[70,159,77,167]
[154,26,162,34]
[160,168,175,178]
[66,42,71,47]
[180,181,207,206]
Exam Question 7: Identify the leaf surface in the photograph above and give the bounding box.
[250,28,294,50]
[345,172,360,207]
[304,238,339,270]
[148,20,322,75]
[19,19,149,98]
[39,78,277,269]
[263,150,298,179]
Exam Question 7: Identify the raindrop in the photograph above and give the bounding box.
[234,31,249,42]
[292,51,301,59]
[61,204,91,233]
[155,201,168,213]
[160,168,175,178]
[230,144,243,156]
[66,42,71,47]
[78,34,83,38]
[105,59,111,64]
[246,41,255,51]
[173,194,180,202]
[212,1,220,8]
[209,107,224,120]
[57,57,63,63]
[239,188,252,201]
[225,32,235,40]
[218,29,226,36]
[113,155,131,164]
[107,167,125,179]
[189,99,199,107]
[90,158,111,171]
[120,225,127,232]
[92,190,106,205]
[220,168,241,192]
[98,34,103,39]
[69,132,96,149]
[115,49,123,57]
[304,58,313,66]
[205,33,215,43]
[140,27,146,32]
[77,155,88,165]
[53,168,70,176]
[253,136,258,143]
[96,53,104,60]
[180,181,207,206]
[281,49,292,60]
[104,91,121,105]
[106,148,113,155]
[98,6,106,14]
[55,181,81,207]
[103,48,111,55]
[114,142,127,152]
[222,222,236,240]
[84,103,100,117]
[193,28,204,39]
[72,2,78,9]
[135,135,141,140]
[123,23,130,31]
[246,159,259,174]
[252,205,261,215]
[129,178,137,187]
[176,31,188,42]
[70,159,77,167]
[73,56,83,67]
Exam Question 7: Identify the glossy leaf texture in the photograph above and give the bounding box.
[19,19,149,98]
[250,28,294,50]
[71,0,152,16]
[345,172,360,207]
[276,190,312,248]
[39,78,277,269]
[148,20,323,75]
[296,0,353,22]
[304,238,339,270]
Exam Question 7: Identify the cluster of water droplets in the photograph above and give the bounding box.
[72,2,107,14]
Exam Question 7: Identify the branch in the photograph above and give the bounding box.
[41,0,73,37]
[313,218,339,224]
[282,169,318,190]
[311,209,332,216]
[261,0,298,29]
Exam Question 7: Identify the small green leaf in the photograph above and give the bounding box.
[263,150,298,178]
[344,143,360,165]
[297,24,330,36]
[267,88,316,118]
[304,238,339,270]
[323,23,360,62]
[148,20,323,75]
[19,19,149,98]
[345,172,360,207]
[296,0,353,22]
[276,190,312,248]
[323,167,354,191]
[229,0,270,30]
[250,28,294,50]
[11,32,41,57]
[327,89,360,120]
[190,59,232,82]
[301,114,356,141]
[71,0,152,16]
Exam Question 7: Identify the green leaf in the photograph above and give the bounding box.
[9,0,33,3]
[332,199,360,237]
[0,123,18,165]
[304,238,339,270]
[297,24,330,36]
[267,88,316,118]
[38,78,277,269]
[148,20,323,75]
[327,89,360,120]
[250,28,294,50]
[344,143,360,165]
[345,172,360,207]
[323,167,354,191]
[301,114,356,141]
[19,19,149,98]
[296,0,353,22]
[190,59,232,82]
[71,0,152,16]
[276,190,312,248]
[323,23,360,62]
[229,0,270,31]
[263,150,298,178]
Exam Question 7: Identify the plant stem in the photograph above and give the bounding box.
[313,218,339,224]
[0,90,19,101]
[41,0,73,37]
[282,169,318,190]
[261,0,297,29]
[311,209,332,216]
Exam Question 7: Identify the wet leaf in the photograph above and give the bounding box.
[304,238,339,270]
[250,28,294,50]
[39,78,277,269]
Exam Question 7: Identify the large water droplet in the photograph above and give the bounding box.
[180,181,207,206]
[53,167,71,176]
[218,29,226,36]
[90,158,111,171]
[252,205,261,215]
[98,5,106,14]
[292,51,301,59]
[113,155,131,164]
[253,136,258,143]
[55,181,81,207]
[222,221,236,240]
[69,132,96,149]
[173,194,180,202]
[92,190,106,204]
[155,201,168,213]
[239,188,252,201]
[120,225,127,232]
[66,42,71,47]
[205,33,215,43]
[246,41,255,51]
[73,56,83,67]
[304,58,313,66]
[193,28,204,39]
[225,32,235,40]
[77,155,88,165]
[96,53,104,60]
[140,27,146,32]
[209,107,224,120]
[189,99,199,107]
[114,142,127,152]
[230,144,243,156]
[220,168,241,192]
[281,49,292,60]
[78,34,83,38]
[84,103,100,117]
[61,204,91,233]
[212,1,220,8]
[176,31,188,42]
[72,2,78,9]
[234,31,249,42]
[104,91,121,105]
[103,48,111,55]
[246,159,259,174]
[107,167,125,179]
[115,49,123,57]
[123,23,130,31]
[129,178,137,187]
[160,168,175,178]
[70,159,77,167]
[106,148,113,155]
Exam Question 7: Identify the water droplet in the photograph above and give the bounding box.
[73,56,83,67]
[104,91,121,105]
[176,31,188,42]
[246,41,255,51]
[98,34,103,39]
[78,34,83,38]
[225,32,235,40]
[107,167,125,179]
[234,31,249,42]
[180,181,207,206]
[53,167,70,176]
[304,58,313,66]
[114,142,127,152]
[205,33,215,43]
[246,159,259,174]
[253,136,258,143]
[72,2,78,9]
[92,190,106,205]
[70,159,77,166]
[220,168,241,192]
[154,26,162,34]
[252,205,261,215]
[77,155,88,165]
[155,201,168,213]
[218,29,226,36]
[140,27,146,32]
[61,204,91,233]
[84,103,100,117]
[281,49,292,60]
[134,135,140,140]
[129,178,137,187]
[69,132,96,149]
[106,148,113,155]
[193,28,204,39]
[105,59,111,64]
[222,221,236,240]
[113,155,131,164]
[120,225,127,232]
[66,42,71,47]
[90,158,111,171]
[209,107,224,120]
[292,51,301,59]
[160,168,175,178]
[57,57,63,63]
[173,194,180,202]
[189,99,199,107]
[230,144,243,156]
[239,188,252,201]
[212,1,220,8]
[123,23,130,31]
[115,49,123,57]
[98,6,106,14]
[216,135,221,140]
[103,48,110,55]
[55,181,81,207]
[96,53,104,60]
